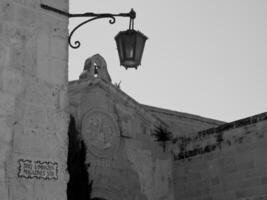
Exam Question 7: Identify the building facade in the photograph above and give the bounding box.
[69,54,267,200]
[0,0,69,199]
[0,0,267,199]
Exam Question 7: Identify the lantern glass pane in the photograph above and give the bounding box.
[116,36,124,61]
[134,33,146,62]
[123,33,136,60]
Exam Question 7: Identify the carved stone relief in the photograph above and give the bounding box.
[81,109,119,158]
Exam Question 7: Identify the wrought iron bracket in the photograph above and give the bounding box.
[40,4,136,49]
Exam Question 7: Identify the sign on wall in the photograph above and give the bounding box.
[18,159,58,180]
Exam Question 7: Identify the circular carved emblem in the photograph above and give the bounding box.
[82,110,119,158]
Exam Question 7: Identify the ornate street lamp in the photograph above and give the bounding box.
[41,4,147,70]
[115,16,147,69]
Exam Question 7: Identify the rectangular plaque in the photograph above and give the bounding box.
[18,159,58,180]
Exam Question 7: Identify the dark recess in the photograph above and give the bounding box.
[67,115,92,200]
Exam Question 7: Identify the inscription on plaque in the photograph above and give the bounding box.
[18,159,58,180]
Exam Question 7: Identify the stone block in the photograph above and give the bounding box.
[37,52,67,85]
[237,177,260,189]
[36,12,53,34]
[50,57,67,85]
[0,42,11,68]
[261,176,267,185]
[0,118,12,166]
[220,162,238,174]
[9,178,35,200]
[210,176,220,185]
[21,104,47,128]
[11,0,39,8]
[23,78,58,107]
[0,91,15,115]
[37,32,50,57]
[235,186,261,199]
[51,22,68,39]
[0,1,16,23]
[6,25,36,73]
[37,53,52,83]
[51,37,68,61]
[15,5,37,28]
[237,160,255,171]
[46,109,69,133]
[186,171,202,181]
[0,180,8,200]
[222,179,237,191]
[58,88,69,110]
[212,192,235,200]
[0,117,12,143]
[33,181,67,200]
[13,127,59,157]
[2,68,24,95]
[0,143,10,169]
[218,156,236,166]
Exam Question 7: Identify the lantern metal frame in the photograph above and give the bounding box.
[115,29,147,69]
[40,4,136,49]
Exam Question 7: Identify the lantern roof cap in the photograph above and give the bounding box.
[115,29,148,39]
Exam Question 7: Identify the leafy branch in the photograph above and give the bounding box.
[152,126,173,152]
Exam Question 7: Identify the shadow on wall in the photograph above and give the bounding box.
[67,115,93,200]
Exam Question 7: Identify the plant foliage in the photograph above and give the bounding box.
[152,126,173,152]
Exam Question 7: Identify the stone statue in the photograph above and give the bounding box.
[79,54,111,82]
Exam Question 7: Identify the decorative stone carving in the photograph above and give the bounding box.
[79,54,111,82]
[18,159,58,180]
[81,109,119,158]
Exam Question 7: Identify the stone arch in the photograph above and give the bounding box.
[80,108,120,159]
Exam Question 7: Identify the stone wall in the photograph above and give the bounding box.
[69,55,175,200]
[172,113,267,200]
[69,79,175,200]
[0,0,69,199]
[143,105,224,137]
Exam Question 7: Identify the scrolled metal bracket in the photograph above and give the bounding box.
[40,4,136,49]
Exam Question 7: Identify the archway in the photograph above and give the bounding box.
[67,115,92,200]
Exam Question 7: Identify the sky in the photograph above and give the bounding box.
[69,0,267,122]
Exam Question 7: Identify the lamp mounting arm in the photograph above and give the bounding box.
[40,4,136,49]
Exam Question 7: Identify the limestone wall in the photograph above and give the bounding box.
[172,113,267,200]
[0,0,69,199]
[69,76,174,200]
[143,105,224,137]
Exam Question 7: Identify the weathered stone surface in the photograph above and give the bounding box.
[69,61,174,200]
[172,120,267,200]
[0,180,8,200]
[0,1,16,23]
[23,78,58,107]
[0,42,11,68]
[1,68,24,95]
[51,37,68,61]
[0,91,15,115]
[15,5,37,27]
[13,127,59,157]
[0,0,69,199]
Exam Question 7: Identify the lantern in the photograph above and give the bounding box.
[115,29,147,69]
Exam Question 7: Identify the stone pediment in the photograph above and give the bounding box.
[68,77,167,130]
